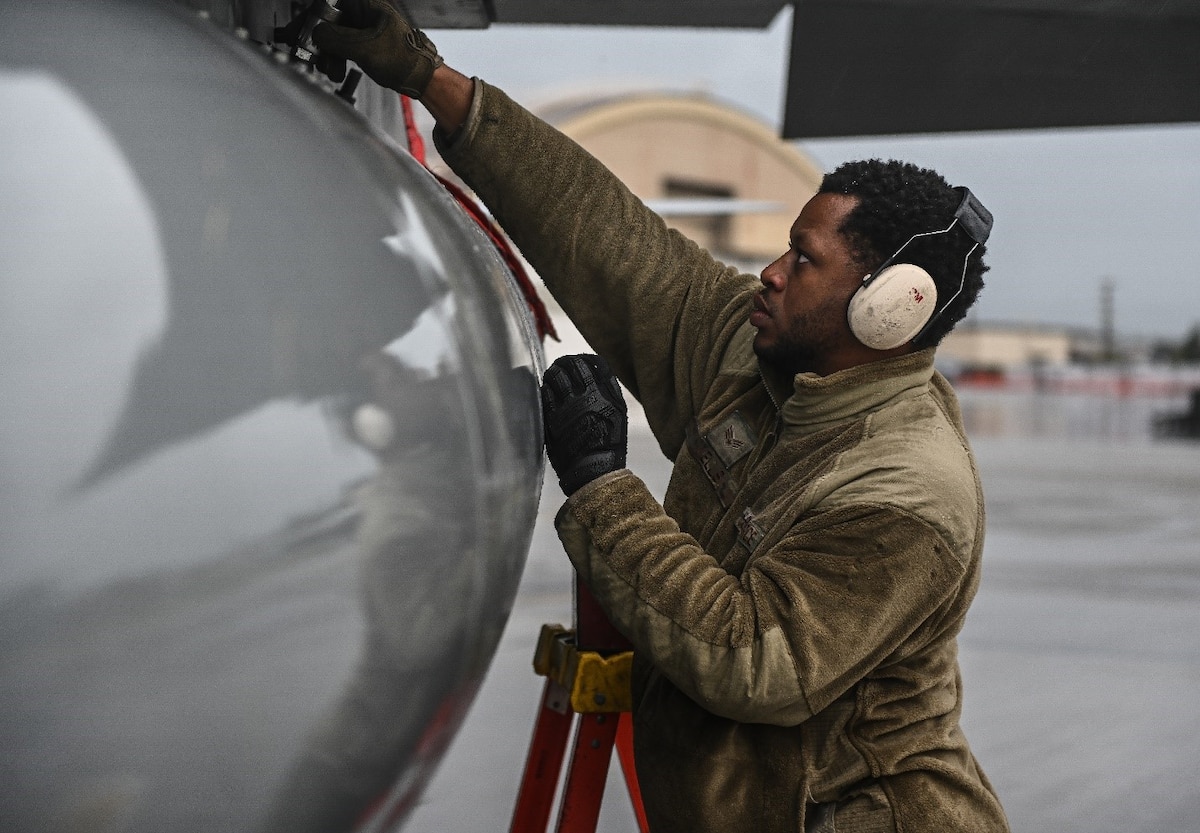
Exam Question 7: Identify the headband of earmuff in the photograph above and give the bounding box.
[847,187,992,350]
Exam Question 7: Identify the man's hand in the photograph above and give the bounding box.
[542,355,628,496]
[307,0,443,98]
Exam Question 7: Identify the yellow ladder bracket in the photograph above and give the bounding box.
[532,624,633,714]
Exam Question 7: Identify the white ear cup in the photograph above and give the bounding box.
[847,263,938,350]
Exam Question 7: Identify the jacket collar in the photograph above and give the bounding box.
[761,349,936,432]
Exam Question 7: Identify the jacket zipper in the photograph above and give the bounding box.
[750,369,785,470]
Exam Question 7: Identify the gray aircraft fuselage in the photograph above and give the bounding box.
[0,2,545,831]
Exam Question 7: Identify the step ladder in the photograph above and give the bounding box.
[509,578,650,833]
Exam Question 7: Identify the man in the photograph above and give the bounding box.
[307,3,1009,830]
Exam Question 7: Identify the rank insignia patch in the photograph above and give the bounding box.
[705,411,757,469]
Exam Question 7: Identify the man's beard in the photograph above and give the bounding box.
[753,305,845,377]
[754,336,819,377]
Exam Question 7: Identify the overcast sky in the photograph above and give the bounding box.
[434,10,1200,343]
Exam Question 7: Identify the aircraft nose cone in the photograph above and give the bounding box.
[0,2,545,831]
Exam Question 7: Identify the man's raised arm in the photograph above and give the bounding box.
[307,0,754,455]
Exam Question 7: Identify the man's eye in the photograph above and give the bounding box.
[785,243,810,266]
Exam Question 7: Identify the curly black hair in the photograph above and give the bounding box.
[819,159,989,348]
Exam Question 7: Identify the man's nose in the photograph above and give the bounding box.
[760,255,786,291]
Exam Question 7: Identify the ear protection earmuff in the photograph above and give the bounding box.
[847,187,993,351]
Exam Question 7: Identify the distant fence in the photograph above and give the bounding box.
[953,370,1200,442]
[953,364,1200,399]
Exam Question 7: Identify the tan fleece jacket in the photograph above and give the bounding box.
[437,80,1008,833]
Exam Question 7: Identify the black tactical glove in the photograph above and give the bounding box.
[541,355,628,496]
[294,0,443,98]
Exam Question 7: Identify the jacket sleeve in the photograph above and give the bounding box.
[555,470,971,726]
[435,80,758,456]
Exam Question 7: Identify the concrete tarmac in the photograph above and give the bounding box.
[406,394,1200,833]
